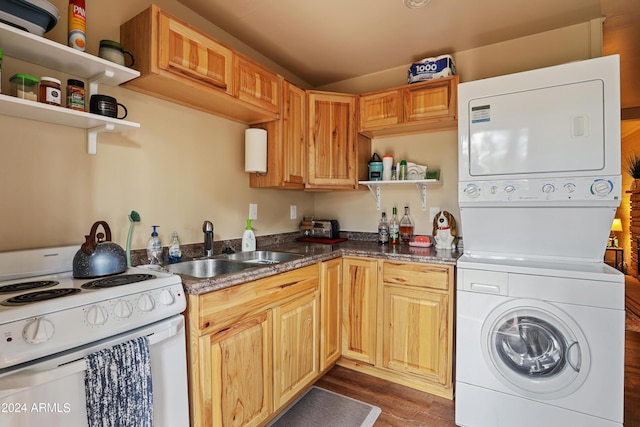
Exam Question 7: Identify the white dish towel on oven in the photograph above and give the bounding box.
[84,336,153,427]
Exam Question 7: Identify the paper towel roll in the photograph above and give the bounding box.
[245,128,267,173]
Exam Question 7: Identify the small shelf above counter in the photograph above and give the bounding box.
[359,179,441,211]
[0,94,140,154]
[0,21,139,89]
[0,21,141,154]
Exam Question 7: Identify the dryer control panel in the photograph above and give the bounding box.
[459,175,621,206]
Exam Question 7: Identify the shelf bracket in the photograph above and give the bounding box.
[89,69,116,98]
[416,183,428,211]
[365,184,382,211]
[87,123,115,154]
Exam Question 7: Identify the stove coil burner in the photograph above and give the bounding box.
[1,288,81,306]
[82,274,156,289]
[0,280,59,294]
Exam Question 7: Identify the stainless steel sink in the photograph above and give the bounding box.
[167,251,305,278]
[166,258,255,278]
[224,251,304,264]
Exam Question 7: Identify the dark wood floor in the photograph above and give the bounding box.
[315,275,640,426]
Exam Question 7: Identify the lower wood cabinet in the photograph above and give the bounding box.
[341,257,378,365]
[319,258,342,371]
[184,256,454,427]
[185,265,319,427]
[339,257,455,399]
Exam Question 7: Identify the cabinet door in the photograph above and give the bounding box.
[359,89,402,130]
[273,290,319,407]
[307,91,358,189]
[403,76,457,122]
[157,10,232,93]
[382,285,450,386]
[205,312,273,427]
[282,82,306,185]
[249,81,305,189]
[233,54,281,113]
[341,257,378,364]
[320,258,342,371]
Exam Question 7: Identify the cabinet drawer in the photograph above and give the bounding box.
[382,261,452,290]
[196,265,318,332]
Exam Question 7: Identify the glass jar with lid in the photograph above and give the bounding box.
[38,77,62,106]
[10,74,39,101]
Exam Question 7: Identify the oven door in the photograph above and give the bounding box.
[0,315,189,427]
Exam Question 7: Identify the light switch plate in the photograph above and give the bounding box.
[290,205,297,220]
[249,204,258,220]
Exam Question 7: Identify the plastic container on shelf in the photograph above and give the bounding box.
[10,73,39,101]
[66,78,85,110]
[0,0,60,36]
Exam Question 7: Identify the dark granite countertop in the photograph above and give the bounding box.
[179,239,461,295]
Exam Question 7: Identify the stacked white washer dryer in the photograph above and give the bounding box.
[455,55,625,427]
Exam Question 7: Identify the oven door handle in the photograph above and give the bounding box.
[0,321,181,392]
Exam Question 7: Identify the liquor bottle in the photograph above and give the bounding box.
[378,211,389,245]
[399,206,414,243]
[389,207,400,245]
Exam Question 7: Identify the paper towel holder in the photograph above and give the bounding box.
[244,128,267,174]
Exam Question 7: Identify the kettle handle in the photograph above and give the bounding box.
[81,221,113,254]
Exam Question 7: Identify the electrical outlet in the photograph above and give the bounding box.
[249,204,258,220]
[290,205,297,220]
[429,207,441,223]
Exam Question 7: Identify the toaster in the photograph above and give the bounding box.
[301,219,340,239]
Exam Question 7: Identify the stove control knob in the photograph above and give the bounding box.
[23,317,54,344]
[504,184,516,194]
[564,183,576,193]
[86,305,108,326]
[159,289,175,306]
[138,294,155,312]
[113,300,133,318]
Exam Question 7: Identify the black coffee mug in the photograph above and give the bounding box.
[90,94,128,119]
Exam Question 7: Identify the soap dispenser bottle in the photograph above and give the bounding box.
[242,219,256,252]
[168,231,183,264]
[147,225,162,264]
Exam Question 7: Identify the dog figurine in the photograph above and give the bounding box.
[432,211,458,250]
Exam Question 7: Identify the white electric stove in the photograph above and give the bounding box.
[0,245,189,427]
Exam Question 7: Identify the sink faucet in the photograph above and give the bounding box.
[203,220,214,257]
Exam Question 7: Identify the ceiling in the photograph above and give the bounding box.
[177,0,605,87]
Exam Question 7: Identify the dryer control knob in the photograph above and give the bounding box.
[23,317,54,344]
[564,183,576,193]
[541,184,556,193]
[590,179,613,196]
[504,185,516,194]
[465,184,480,198]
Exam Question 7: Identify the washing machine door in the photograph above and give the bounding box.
[481,299,591,400]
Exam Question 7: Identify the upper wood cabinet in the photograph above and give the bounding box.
[307,91,371,190]
[234,54,281,114]
[121,5,279,124]
[250,81,306,189]
[359,76,459,138]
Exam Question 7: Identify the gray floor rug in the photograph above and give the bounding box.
[267,386,381,427]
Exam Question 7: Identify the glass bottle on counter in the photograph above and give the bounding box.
[168,231,183,264]
[378,211,389,245]
[399,206,414,243]
[389,206,399,245]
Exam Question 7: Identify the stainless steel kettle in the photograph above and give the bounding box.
[73,221,128,278]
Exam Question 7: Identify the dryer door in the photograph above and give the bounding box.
[481,299,591,400]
